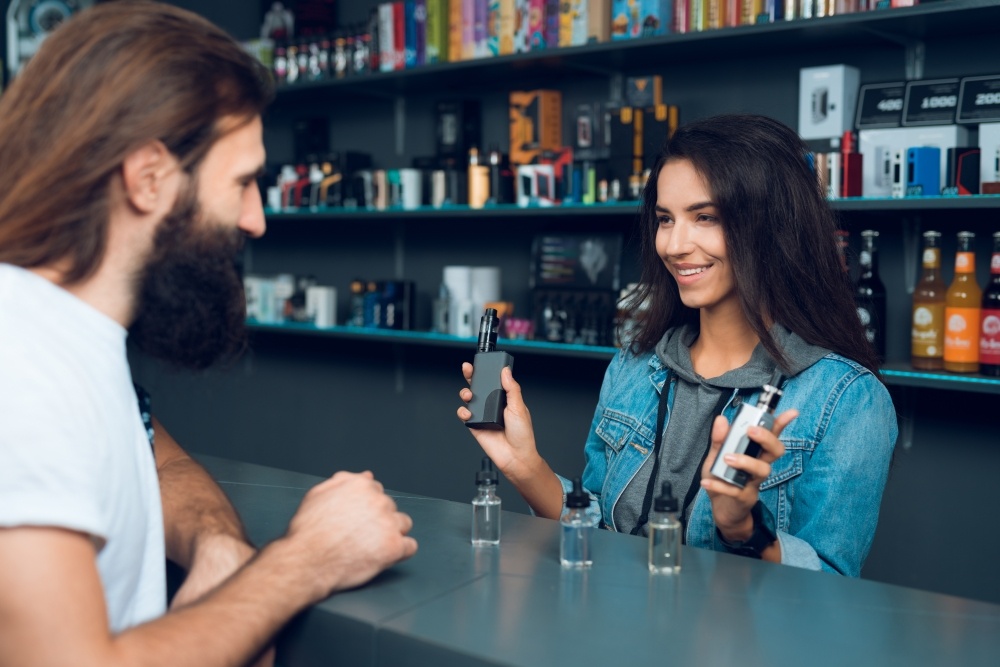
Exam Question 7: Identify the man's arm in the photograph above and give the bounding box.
[0,470,417,667]
[153,417,255,608]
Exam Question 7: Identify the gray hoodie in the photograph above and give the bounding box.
[615,323,829,536]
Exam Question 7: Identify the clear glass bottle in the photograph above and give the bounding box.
[648,481,681,574]
[471,457,501,546]
[560,477,597,568]
[912,231,946,370]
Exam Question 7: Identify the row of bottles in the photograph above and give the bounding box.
[470,460,681,574]
[912,231,1000,375]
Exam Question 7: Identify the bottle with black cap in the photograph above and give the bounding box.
[471,456,501,546]
[560,477,597,568]
[648,481,681,573]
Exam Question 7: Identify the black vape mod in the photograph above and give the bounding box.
[465,308,514,430]
[709,369,786,489]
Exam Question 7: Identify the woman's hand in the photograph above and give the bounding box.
[700,409,798,544]
[457,364,542,481]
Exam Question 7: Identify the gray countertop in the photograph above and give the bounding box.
[198,454,1000,667]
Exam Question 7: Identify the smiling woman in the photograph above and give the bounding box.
[459,113,897,577]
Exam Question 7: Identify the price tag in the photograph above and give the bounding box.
[902,79,960,126]
[855,82,906,129]
[957,75,1000,123]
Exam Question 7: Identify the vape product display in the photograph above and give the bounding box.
[944,232,982,373]
[560,477,597,568]
[911,231,946,370]
[906,146,941,196]
[509,90,563,166]
[710,369,785,489]
[944,147,981,195]
[798,65,860,140]
[471,457,501,546]
[465,308,514,430]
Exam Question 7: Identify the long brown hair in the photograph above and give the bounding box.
[622,113,881,376]
[0,0,273,284]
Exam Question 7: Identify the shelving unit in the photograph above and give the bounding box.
[248,322,1000,395]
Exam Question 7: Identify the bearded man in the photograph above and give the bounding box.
[0,3,417,666]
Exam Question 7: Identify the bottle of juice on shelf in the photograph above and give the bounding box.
[911,231,946,370]
[944,231,982,373]
[856,230,887,361]
[979,231,1000,376]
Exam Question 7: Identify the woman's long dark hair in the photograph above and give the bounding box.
[622,113,881,377]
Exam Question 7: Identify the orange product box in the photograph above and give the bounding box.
[509,89,563,165]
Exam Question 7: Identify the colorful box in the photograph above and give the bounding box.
[510,90,563,165]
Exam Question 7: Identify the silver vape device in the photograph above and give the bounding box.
[466,308,514,430]
[710,370,785,489]
[890,150,906,199]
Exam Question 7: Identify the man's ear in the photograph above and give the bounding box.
[121,141,178,215]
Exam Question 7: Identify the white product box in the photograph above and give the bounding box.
[979,122,1000,189]
[305,286,337,328]
[799,65,860,140]
[858,125,970,197]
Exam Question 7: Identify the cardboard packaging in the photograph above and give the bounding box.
[799,65,860,140]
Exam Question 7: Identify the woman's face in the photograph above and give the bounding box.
[654,159,738,315]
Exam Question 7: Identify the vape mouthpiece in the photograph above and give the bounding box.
[477,308,499,352]
[757,369,786,411]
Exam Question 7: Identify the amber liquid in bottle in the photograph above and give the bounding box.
[980,232,1000,377]
[944,232,982,373]
[911,231,945,370]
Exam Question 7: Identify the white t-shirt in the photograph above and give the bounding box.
[0,264,166,632]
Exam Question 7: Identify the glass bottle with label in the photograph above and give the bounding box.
[911,231,946,370]
[980,232,1000,376]
[944,231,982,373]
[856,230,887,361]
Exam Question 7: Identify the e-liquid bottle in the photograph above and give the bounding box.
[912,231,946,370]
[560,477,597,568]
[980,231,1000,376]
[471,457,501,546]
[648,481,681,574]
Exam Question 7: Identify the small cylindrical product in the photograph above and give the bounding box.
[855,230,886,360]
[465,308,514,430]
[710,369,785,489]
[560,477,597,568]
[648,481,681,574]
[471,456,501,546]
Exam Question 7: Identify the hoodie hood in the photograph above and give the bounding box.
[654,322,830,389]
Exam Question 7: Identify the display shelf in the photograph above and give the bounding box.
[270,1,1000,101]
[262,194,1000,223]
[248,322,1000,393]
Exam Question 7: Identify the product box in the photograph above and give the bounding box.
[425,0,448,63]
[641,104,679,170]
[858,125,970,197]
[979,122,1000,194]
[510,90,563,165]
[574,101,611,162]
[529,233,623,290]
[560,0,588,47]
[799,65,860,140]
[514,0,531,52]
[589,0,612,42]
[626,75,663,107]
[436,99,482,159]
[611,0,672,39]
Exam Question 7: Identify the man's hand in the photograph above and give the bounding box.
[281,471,417,601]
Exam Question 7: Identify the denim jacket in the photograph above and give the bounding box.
[558,347,897,576]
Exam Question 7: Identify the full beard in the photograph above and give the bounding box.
[129,185,249,371]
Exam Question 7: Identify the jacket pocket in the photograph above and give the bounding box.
[595,409,653,465]
[759,449,803,491]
